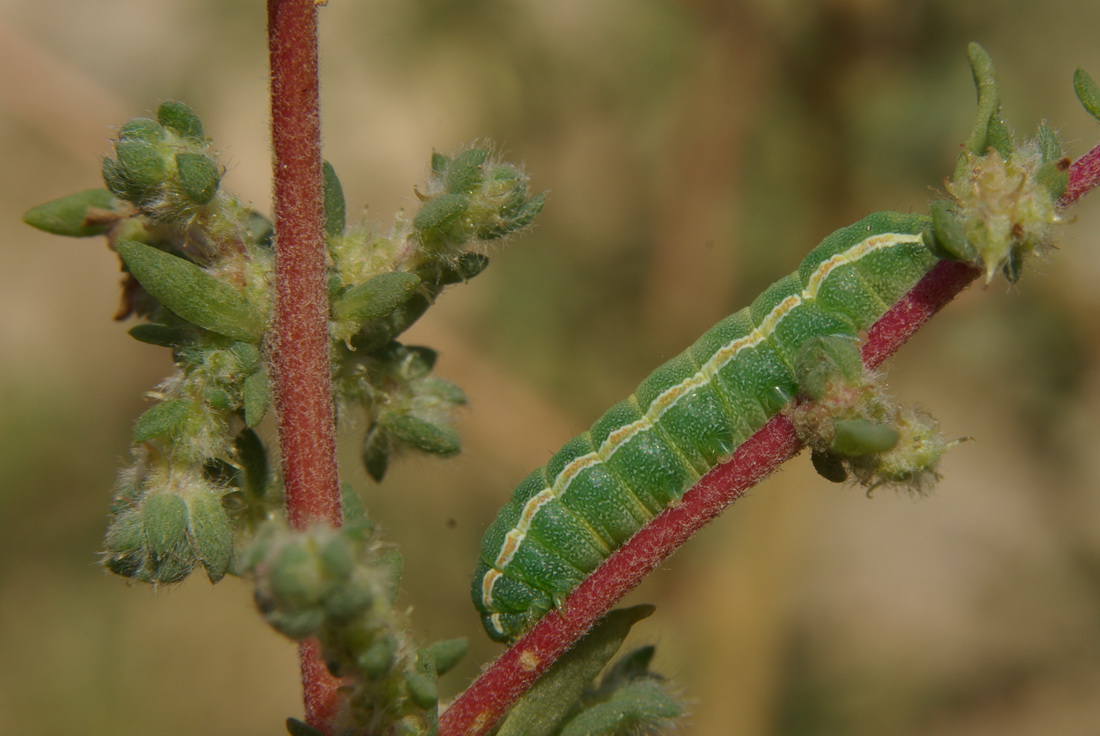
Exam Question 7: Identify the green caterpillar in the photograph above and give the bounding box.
[472,211,941,642]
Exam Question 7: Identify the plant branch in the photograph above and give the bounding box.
[1061,141,1100,207]
[438,149,1100,736]
[267,0,343,730]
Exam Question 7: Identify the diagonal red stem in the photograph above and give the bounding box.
[1061,141,1100,207]
[267,0,343,731]
[438,149,1100,736]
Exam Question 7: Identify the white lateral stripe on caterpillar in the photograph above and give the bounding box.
[482,230,923,609]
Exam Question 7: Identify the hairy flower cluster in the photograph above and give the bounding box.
[246,500,466,735]
[787,336,952,494]
[944,141,1064,283]
[26,102,545,587]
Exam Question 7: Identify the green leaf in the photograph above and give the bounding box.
[339,483,374,540]
[250,210,275,248]
[142,493,193,583]
[322,160,346,237]
[332,271,422,325]
[496,605,655,736]
[430,252,490,286]
[118,118,165,143]
[386,415,461,456]
[175,152,220,205]
[203,386,233,411]
[157,101,205,140]
[398,345,438,379]
[23,189,118,237]
[270,542,324,608]
[376,548,403,606]
[959,42,1010,177]
[133,399,196,443]
[186,491,233,583]
[927,200,974,262]
[117,239,265,342]
[596,646,655,693]
[424,638,468,676]
[362,423,391,482]
[1074,68,1100,122]
[404,669,439,709]
[127,323,195,347]
[242,369,271,427]
[560,680,681,736]
[413,193,468,232]
[234,428,269,501]
[830,419,900,457]
[102,157,132,200]
[359,635,397,679]
[445,148,489,193]
[793,335,863,401]
[116,139,169,192]
[286,718,326,736]
[430,151,449,174]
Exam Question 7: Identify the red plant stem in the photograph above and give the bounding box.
[438,151,1099,736]
[267,0,343,731]
[1061,141,1100,207]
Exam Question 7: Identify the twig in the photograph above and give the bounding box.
[267,0,343,730]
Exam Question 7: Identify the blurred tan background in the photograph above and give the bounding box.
[3,1,1100,734]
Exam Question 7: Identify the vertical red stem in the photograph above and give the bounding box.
[267,0,343,730]
[439,149,1100,736]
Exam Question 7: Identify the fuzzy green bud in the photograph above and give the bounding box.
[269,542,325,609]
[118,117,166,144]
[385,415,461,457]
[946,145,1061,283]
[175,152,220,205]
[830,419,900,457]
[359,634,398,679]
[324,574,375,621]
[186,490,233,582]
[157,101,205,140]
[413,192,469,233]
[132,399,199,443]
[115,139,169,193]
[140,492,194,583]
[424,638,468,676]
[445,148,489,194]
[403,669,438,709]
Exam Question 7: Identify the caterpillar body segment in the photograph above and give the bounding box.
[473,211,938,642]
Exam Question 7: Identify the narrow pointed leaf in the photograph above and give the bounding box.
[117,239,265,342]
[133,399,196,443]
[186,491,233,583]
[333,271,421,325]
[1074,68,1100,122]
[235,428,269,502]
[560,680,682,736]
[496,605,654,736]
[157,101,205,140]
[242,369,271,427]
[175,152,220,205]
[386,415,461,456]
[322,161,346,237]
[425,638,468,676]
[127,323,195,347]
[23,189,118,237]
[286,718,326,736]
